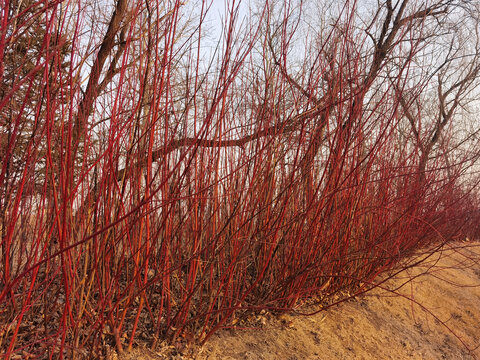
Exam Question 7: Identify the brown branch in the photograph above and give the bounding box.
[369,1,448,83]
[73,0,128,143]
[398,94,424,152]
[115,103,331,181]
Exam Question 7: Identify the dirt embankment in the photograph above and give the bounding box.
[120,242,480,360]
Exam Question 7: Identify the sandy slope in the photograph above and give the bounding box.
[120,242,480,360]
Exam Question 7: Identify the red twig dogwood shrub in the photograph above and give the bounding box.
[1,0,480,358]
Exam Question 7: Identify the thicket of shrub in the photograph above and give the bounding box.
[1,0,479,358]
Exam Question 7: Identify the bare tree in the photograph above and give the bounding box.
[398,2,480,187]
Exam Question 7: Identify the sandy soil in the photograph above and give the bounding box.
[119,241,480,360]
